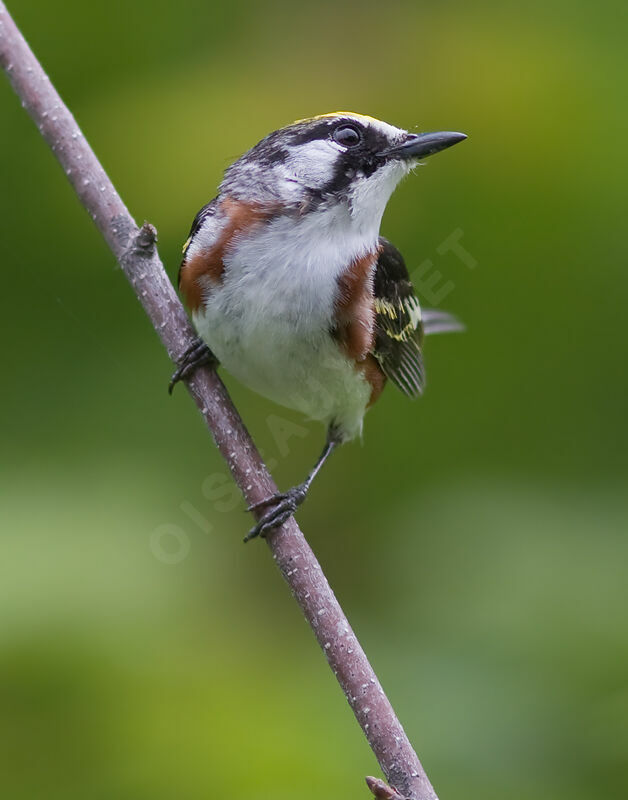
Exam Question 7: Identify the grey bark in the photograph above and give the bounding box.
[0,4,438,798]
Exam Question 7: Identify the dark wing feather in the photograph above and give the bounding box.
[178,198,218,287]
[372,238,425,397]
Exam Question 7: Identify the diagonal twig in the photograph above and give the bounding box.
[0,4,438,798]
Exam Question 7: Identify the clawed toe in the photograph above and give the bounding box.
[246,492,290,513]
[168,339,216,394]
[244,486,308,542]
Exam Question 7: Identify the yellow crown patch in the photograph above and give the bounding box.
[293,111,382,126]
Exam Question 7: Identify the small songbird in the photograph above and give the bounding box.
[172,112,466,540]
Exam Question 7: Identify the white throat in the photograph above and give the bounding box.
[347,159,409,234]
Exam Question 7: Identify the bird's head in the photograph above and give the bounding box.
[220,112,466,232]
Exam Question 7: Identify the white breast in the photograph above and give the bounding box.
[192,205,380,440]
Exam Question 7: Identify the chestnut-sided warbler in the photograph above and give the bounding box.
[172,112,466,540]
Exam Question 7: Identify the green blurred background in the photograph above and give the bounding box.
[2,0,627,797]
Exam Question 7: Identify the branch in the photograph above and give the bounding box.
[0,5,438,798]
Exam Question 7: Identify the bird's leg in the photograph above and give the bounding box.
[168,337,218,394]
[244,430,340,542]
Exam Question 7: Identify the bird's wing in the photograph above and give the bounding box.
[178,198,219,288]
[371,237,425,398]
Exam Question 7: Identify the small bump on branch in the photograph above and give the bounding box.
[135,221,158,251]
[366,777,408,800]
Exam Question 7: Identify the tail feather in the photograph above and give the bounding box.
[422,308,465,336]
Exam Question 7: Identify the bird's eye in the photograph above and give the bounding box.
[333,124,362,148]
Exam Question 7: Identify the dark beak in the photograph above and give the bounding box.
[378,131,467,160]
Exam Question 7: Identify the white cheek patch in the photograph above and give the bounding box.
[284,139,338,187]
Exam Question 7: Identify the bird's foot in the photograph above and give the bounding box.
[244,484,309,542]
[168,338,217,394]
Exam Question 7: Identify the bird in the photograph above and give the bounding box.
[172,112,466,541]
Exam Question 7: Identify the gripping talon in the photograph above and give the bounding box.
[244,485,308,542]
[246,492,289,513]
[244,510,292,542]
[169,339,217,394]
